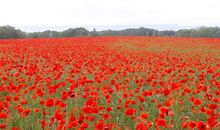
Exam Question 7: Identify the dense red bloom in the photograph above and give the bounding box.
[12,127,19,130]
[55,110,63,120]
[197,121,207,130]
[22,109,31,117]
[0,113,8,118]
[193,99,203,106]
[45,98,54,107]
[125,108,136,116]
[207,117,217,128]
[171,82,180,91]
[95,120,104,129]
[181,122,188,129]
[82,107,91,114]
[142,90,153,96]
[208,104,218,109]
[5,96,11,101]
[159,106,169,114]
[206,109,215,117]
[111,79,116,85]
[36,88,44,97]
[80,122,88,129]
[137,96,145,103]
[136,122,149,130]
[0,37,220,129]
[0,124,6,129]
[163,88,170,96]
[86,115,95,121]
[104,113,110,120]
[55,100,66,107]
[90,107,99,114]
[85,99,96,106]
[140,112,149,119]
[13,95,20,101]
[188,121,197,129]
[106,107,112,112]
[39,100,44,105]
[61,90,68,100]
[40,119,46,129]
[68,115,78,128]
[155,118,167,127]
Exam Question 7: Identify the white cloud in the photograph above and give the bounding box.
[0,0,219,26]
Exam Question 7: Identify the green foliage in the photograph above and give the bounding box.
[177,27,220,37]
[0,25,26,39]
[28,31,62,38]
[62,28,89,37]
[97,27,159,36]
[1,26,220,39]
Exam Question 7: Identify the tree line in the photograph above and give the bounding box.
[0,25,220,39]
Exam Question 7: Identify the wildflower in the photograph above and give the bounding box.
[0,113,8,118]
[188,121,197,129]
[193,99,203,106]
[140,112,149,119]
[136,122,149,130]
[125,108,136,116]
[45,98,54,107]
[197,121,207,130]
[155,118,167,127]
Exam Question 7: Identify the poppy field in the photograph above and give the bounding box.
[0,37,219,130]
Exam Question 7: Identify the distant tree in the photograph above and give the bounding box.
[190,29,199,37]
[214,30,220,37]
[158,30,176,36]
[152,31,159,36]
[176,29,193,37]
[62,28,89,37]
[196,27,220,37]
[0,25,25,39]
[90,28,98,36]
[98,27,159,36]
[27,31,60,38]
[177,27,220,37]
[1,25,220,39]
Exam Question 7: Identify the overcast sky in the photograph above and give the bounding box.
[0,0,220,27]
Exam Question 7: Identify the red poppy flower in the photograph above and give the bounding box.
[208,104,218,109]
[188,121,197,129]
[181,121,188,128]
[12,127,19,130]
[55,110,63,120]
[125,108,136,116]
[197,121,207,130]
[140,112,149,119]
[104,113,110,120]
[45,98,54,107]
[0,113,8,118]
[61,90,68,100]
[136,122,149,130]
[106,107,112,112]
[155,118,167,127]
[40,119,46,129]
[159,106,169,114]
[142,90,153,96]
[0,124,6,129]
[207,117,217,128]
[95,120,104,129]
[193,99,203,106]
[80,122,88,129]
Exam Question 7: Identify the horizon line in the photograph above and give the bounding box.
[12,24,220,33]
